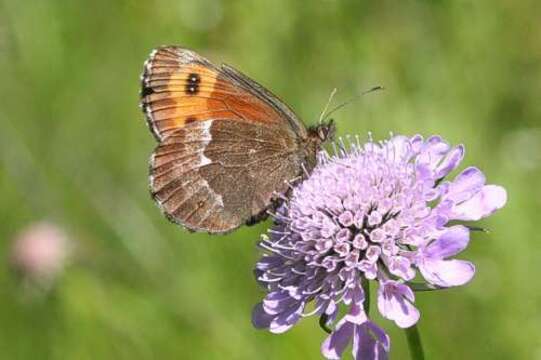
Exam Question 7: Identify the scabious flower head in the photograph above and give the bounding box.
[252,134,506,359]
[10,222,72,290]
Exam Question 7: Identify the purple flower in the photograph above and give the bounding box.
[252,134,506,359]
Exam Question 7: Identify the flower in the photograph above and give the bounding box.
[252,134,507,359]
[10,221,72,290]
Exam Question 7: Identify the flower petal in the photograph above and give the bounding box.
[352,321,390,360]
[419,259,475,287]
[321,319,355,360]
[255,255,282,271]
[434,144,464,179]
[377,281,420,328]
[444,167,486,203]
[424,225,470,259]
[388,256,416,281]
[263,291,297,315]
[416,136,451,172]
[364,322,391,352]
[450,185,507,221]
[252,303,273,329]
[344,300,368,325]
[387,135,413,162]
[269,303,303,334]
[409,134,424,153]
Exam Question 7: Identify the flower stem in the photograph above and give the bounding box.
[405,325,425,360]
[361,278,370,314]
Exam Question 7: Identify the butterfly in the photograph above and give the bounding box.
[140,46,335,234]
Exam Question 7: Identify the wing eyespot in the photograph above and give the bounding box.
[188,73,201,84]
[185,73,201,95]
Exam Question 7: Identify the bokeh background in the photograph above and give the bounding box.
[0,0,539,359]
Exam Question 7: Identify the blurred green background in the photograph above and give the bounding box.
[0,0,539,359]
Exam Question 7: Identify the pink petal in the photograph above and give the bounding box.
[419,259,475,287]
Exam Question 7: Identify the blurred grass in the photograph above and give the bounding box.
[0,0,540,359]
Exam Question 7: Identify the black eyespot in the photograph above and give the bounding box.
[185,73,201,95]
[185,85,198,94]
[187,73,201,84]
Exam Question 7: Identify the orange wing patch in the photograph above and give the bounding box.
[141,47,284,141]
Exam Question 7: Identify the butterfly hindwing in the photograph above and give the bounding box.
[149,119,303,233]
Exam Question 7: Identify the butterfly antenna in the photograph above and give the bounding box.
[318,88,338,124]
[322,85,384,123]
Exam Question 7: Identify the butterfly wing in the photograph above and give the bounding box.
[141,46,307,141]
[150,119,304,233]
[141,46,309,233]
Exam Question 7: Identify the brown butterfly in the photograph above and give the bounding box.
[140,46,335,234]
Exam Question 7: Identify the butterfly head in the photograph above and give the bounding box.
[303,119,336,171]
[310,119,336,144]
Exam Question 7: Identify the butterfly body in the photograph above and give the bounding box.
[141,46,334,233]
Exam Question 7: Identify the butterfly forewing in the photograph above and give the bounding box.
[141,46,297,141]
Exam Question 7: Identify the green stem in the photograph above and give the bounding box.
[405,324,425,360]
[361,278,370,314]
